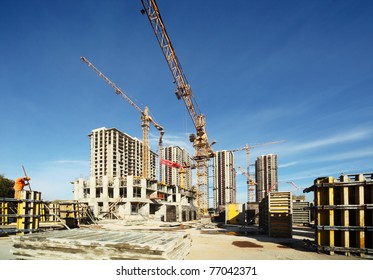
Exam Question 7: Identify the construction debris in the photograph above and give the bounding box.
[11,228,192,260]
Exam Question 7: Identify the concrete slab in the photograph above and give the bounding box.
[11,228,191,260]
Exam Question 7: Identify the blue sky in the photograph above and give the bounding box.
[1,0,372,203]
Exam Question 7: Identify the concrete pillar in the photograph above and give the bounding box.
[140,203,150,216]
[102,176,109,199]
[127,176,134,198]
[73,181,79,200]
[114,177,120,198]
[124,202,131,216]
[177,204,182,222]
[78,178,85,199]
[90,177,96,198]
[93,203,99,217]
[141,179,147,199]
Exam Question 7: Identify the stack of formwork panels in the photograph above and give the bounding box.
[11,228,192,260]
[59,200,88,228]
[16,191,41,235]
[313,173,373,257]
[40,202,60,222]
[292,201,310,224]
[259,192,292,238]
[0,200,9,225]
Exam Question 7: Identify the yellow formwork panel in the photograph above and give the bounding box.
[315,173,373,256]
[225,203,245,225]
[0,202,8,225]
[16,191,41,235]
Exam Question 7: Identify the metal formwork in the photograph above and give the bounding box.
[0,201,9,225]
[293,201,310,224]
[16,191,42,235]
[40,202,60,222]
[259,192,293,238]
[313,173,373,257]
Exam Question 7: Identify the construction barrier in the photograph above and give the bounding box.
[313,173,373,257]
[259,192,292,238]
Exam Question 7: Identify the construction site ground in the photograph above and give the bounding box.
[0,220,364,260]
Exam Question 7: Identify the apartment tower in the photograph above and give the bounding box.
[255,154,278,202]
[213,150,236,212]
[89,127,157,180]
[160,146,193,189]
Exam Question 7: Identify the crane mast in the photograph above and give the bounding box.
[81,56,164,180]
[141,0,214,215]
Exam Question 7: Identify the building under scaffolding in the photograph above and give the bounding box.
[73,175,198,222]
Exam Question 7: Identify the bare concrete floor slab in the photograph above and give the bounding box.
[10,228,191,260]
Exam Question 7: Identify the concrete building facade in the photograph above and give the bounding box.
[160,146,193,189]
[213,150,236,212]
[89,127,157,180]
[255,154,278,202]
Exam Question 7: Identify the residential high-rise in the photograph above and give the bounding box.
[255,154,278,202]
[89,127,157,180]
[160,146,193,189]
[213,150,236,212]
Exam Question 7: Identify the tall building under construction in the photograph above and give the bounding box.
[255,154,278,202]
[213,150,236,212]
[160,146,193,189]
[89,127,157,180]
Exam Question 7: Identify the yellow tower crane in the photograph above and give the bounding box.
[230,140,286,202]
[81,56,164,179]
[237,165,256,203]
[141,0,215,215]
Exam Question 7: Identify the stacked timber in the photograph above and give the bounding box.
[312,173,373,257]
[259,192,292,238]
[292,201,310,224]
[11,228,191,260]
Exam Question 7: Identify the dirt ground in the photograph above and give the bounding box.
[0,221,365,260]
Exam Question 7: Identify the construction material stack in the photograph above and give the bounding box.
[312,173,373,257]
[259,192,292,237]
[16,191,41,235]
[292,200,310,224]
[11,228,192,260]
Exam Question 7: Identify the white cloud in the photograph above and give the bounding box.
[149,132,194,154]
[311,148,373,163]
[278,161,299,168]
[279,127,373,155]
